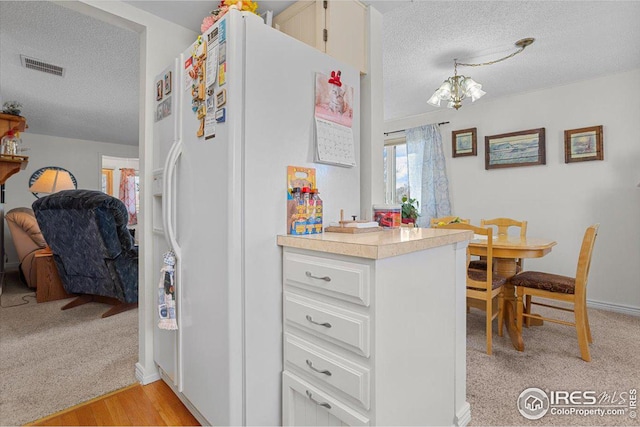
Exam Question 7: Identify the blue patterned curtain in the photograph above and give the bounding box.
[406,124,452,227]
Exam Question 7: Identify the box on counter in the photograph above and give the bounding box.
[372,204,401,228]
[287,166,322,235]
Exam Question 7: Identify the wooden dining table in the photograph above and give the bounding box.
[468,235,557,351]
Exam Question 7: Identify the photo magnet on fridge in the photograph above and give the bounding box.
[216,89,227,107]
[215,108,226,123]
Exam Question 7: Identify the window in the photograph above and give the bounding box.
[101,168,114,195]
[383,138,408,204]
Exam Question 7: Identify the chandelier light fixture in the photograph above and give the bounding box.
[427,38,535,110]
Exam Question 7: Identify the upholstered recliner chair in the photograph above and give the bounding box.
[32,189,138,317]
[5,207,48,288]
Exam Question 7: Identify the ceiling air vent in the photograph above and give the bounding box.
[20,55,65,77]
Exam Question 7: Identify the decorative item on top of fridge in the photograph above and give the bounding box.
[201,0,260,33]
[287,166,322,235]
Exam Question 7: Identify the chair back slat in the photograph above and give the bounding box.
[481,217,527,238]
[574,224,599,300]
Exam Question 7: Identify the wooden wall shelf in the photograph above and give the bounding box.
[0,113,27,137]
[0,155,29,185]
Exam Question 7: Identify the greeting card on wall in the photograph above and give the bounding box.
[314,71,356,167]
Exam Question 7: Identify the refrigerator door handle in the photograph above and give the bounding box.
[163,139,183,258]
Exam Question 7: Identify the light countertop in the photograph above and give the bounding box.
[277,227,473,260]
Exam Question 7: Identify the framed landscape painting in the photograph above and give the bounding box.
[485,128,546,170]
[452,128,477,157]
[564,125,603,163]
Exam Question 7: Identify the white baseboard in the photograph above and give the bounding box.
[587,299,640,317]
[455,401,471,427]
[135,362,160,385]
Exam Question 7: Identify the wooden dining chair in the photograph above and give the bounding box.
[430,216,470,227]
[469,217,528,271]
[512,224,599,362]
[440,223,507,355]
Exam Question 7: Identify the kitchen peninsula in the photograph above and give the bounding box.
[277,227,472,426]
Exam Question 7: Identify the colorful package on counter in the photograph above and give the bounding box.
[286,166,322,235]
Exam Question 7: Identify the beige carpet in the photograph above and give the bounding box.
[467,300,640,426]
[0,271,138,426]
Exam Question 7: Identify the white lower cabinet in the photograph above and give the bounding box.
[285,333,370,409]
[283,371,370,426]
[281,243,469,426]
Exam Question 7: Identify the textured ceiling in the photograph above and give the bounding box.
[0,1,140,145]
[383,1,640,120]
[1,1,639,146]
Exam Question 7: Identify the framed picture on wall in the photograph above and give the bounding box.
[485,128,546,170]
[452,128,477,157]
[156,80,163,101]
[164,71,172,96]
[564,125,603,163]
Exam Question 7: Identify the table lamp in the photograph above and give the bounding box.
[29,168,76,195]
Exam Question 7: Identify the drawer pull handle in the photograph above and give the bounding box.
[306,390,332,409]
[305,271,331,282]
[306,359,332,376]
[305,315,332,328]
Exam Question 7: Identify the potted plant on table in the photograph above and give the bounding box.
[401,195,419,226]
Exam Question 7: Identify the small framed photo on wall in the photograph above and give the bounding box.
[452,128,477,157]
[156,80,163,101]
[164,71,172,96]
[564,125,603,163]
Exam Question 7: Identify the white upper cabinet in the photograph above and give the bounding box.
[274,0,367,74]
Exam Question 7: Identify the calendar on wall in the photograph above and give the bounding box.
[315,118,356,167]
[313,72,356,167]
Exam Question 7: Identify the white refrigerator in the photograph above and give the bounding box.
[152,10,361,426]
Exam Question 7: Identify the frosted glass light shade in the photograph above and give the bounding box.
[428,73,486,109]
[461,77,486,102]
[427,91,443,106]
[29,169,76,194]
[427,81,454,107]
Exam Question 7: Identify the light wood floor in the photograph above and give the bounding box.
[27,380,200,426]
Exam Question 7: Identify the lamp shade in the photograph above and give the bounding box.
[29,169,76,194]
[461,77,486,102]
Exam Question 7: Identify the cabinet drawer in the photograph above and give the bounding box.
[283,371,370,426]
[285,334,370,410]
[284,251,370,306]
[285,293,370,357]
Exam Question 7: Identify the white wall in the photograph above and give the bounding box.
[3,132,138,266]
[67,0,197,383]
[359,6,385,218]
[385,69,640,312]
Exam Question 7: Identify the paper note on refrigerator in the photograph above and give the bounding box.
[315,118,356,167]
